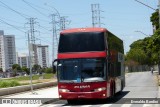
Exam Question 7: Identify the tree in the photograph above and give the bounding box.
[12,64,21,70]
[12,64,21,76]
[126,11,160,73]
[129,39,144,49]
[126,48,148,65]
[21,66,29,75]
[0,68,3,73]
[32,64,41,73]
[150,10,159,30]
[150,29,160,74]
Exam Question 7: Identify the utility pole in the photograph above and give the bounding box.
[60,16,67,31]
[158,0,160,28]
[26,18,38,94]
[158,0,160,75]
[50,13,70,62]
[60,16,70,31]
[50,14,58,62]
[27,18,38,65]
[27,31,33,94]
[91,4,103,27]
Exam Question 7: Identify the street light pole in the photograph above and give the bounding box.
[135,31,150,37]
[158,0,160,75]
[27,32,33,94]
[135,0,160,74]
[159,0,160,27]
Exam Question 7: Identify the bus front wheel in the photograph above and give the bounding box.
[67,99,75,104]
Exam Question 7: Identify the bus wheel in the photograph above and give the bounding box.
[110,82,114,97]
[119,82,123,94]
[67,99,75,104]
[112,82,115,96]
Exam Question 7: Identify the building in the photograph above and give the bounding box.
[17,53,29,68]
[0,31,16,72]
[36,45,49,68]
[31,44,49,68]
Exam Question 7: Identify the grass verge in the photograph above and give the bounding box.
[0,80,20,88]
[0,73,55,88]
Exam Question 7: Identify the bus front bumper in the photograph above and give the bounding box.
[59,90,108,100]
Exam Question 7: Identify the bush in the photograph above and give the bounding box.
[0,81,9,88]
[0,80,20,88]
[43,73,54,79]
[10,80,20,87]
[44,68,53,74]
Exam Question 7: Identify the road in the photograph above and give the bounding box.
[1,71,159,107]
[40,71,160,107]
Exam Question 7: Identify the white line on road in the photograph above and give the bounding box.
[121,104,132,107]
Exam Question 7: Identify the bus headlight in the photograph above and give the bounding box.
[94,87,106,92]
[59,89,70,93]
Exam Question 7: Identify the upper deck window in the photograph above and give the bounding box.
[58,32,105,53]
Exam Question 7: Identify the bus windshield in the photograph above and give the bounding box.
[57,58,106,83]
[58,32,105,53]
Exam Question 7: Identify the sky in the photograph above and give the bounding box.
[0,0,157,64]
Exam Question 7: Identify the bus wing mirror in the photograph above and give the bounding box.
[106,56,111,61]
[52,59,58,74]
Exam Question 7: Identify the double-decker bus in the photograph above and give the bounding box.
[54,28,125,103]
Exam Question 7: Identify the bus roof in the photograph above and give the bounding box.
[60,28,107,34]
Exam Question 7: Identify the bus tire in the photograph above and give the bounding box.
[67,99,75,104]
[112,82,115,96]
[110,82,115,97]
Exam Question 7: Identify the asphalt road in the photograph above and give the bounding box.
[41,71,160,107]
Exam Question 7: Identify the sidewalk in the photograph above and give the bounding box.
[154,71,160,98]
[0,86,59,107]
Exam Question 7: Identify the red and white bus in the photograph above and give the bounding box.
[54,28,125,103]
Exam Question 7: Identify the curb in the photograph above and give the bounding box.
[42,98,59,105]
[0,81,57,96]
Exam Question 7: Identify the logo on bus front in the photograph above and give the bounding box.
[74,85,90,89]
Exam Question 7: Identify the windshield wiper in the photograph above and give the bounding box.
[83,77,105,82]
[60,80,75,83]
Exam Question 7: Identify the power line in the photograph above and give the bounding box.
[22,0,48,17]
[22,0,53,13]
[0,0,50,31]
[21,0,51,23]
[0,16,24,24]
[0,1,29,18]
[135,0,156,11]
[0,0,54,48]
[44,3,61,18]
[39,25,51,31]
[0,19,25,33]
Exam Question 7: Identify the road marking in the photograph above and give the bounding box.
[143,104,160,107]
[39,104,160,107]
[121,104,132,107]
[143,104,152,107]
[98,104,112,107]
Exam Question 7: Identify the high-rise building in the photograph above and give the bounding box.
[36,45,49,68]
[0,31,16,72]
[29,44,49,68]
[17,53,29,68]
